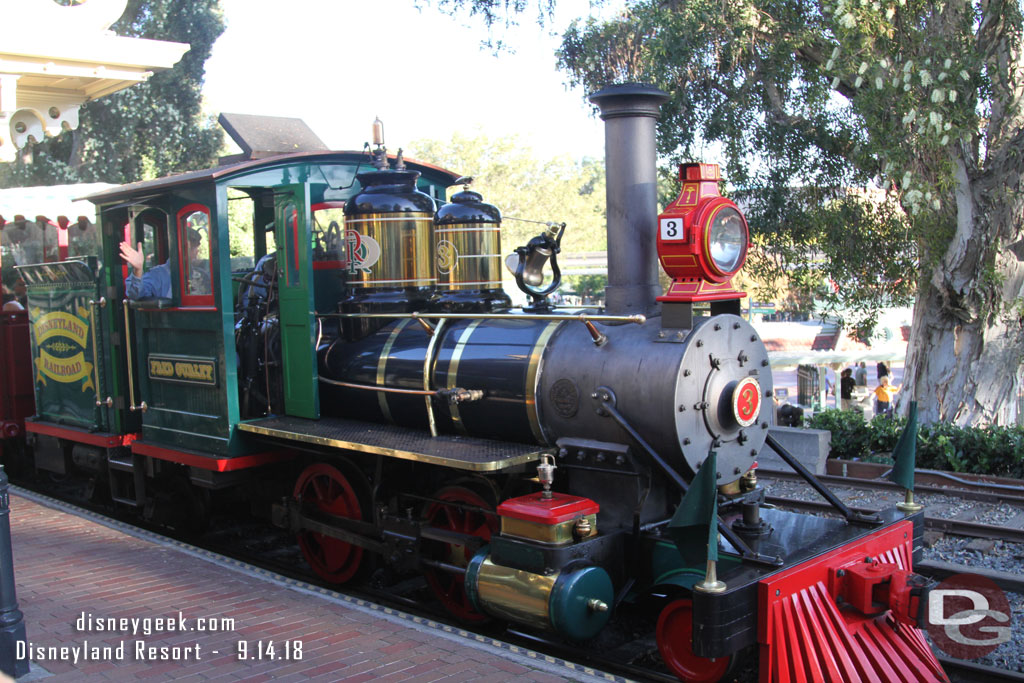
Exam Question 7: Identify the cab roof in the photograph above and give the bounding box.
[84,150,461,205]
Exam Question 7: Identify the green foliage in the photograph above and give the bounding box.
[917,422,1024,478]
[808,410,1024,477]
[409,131,607,255]
[555,0,972,330]
[0,0,224,187]
[416,0,556,49]
[431,0,1024,423]
[867,413,907,453]
[805,409,871,460]
[563,273,606,302]
[438,0,1023,337]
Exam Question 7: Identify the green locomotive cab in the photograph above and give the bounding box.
[84,152,458,467]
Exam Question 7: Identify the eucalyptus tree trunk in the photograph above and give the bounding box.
[902,109,1024,425]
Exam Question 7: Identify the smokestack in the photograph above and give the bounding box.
[589,84,669,316]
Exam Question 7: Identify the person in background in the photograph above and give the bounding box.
[877,360,890,382]
[13,278,26,308]
[874,376,899,416]
[121,228,203,299]
[855,361,867,386]
[2,284,24,311]
[840,368,855,410]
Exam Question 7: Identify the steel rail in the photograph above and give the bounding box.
[758,467,1024,507]
[765,496,1024,543]
[939,656,1024,682]
[917,559,1024,595]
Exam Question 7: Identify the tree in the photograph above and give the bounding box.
[437,0,1024,426]
[0,0,224,187]
[410,130,607,255]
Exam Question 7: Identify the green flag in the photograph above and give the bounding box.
[668,451,719,564]
[889,401,918,490]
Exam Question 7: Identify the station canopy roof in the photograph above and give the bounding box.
[0,184,114,226]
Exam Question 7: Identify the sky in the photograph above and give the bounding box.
[202,0,621,161]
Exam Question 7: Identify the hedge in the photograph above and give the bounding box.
[803,410,1024,478]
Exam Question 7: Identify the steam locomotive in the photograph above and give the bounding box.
[0,86,949,682]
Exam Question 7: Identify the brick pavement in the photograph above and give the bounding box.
[7,492,614,682]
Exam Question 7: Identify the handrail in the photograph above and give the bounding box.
[121,299,147,413]
[318,311,645,324]
[422,318,447,437]
[318,311,643,345]
[88,297,112,408]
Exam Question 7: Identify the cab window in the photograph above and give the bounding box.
[228,188,256,273]
[177,204,213,305]
[135,210,168,276]
[312,201,345,267]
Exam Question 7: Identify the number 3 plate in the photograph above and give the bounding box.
[660,217,684,241]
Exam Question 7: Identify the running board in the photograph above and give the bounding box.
[238,415,545,472]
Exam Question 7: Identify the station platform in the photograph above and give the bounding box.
[7,488,620,682]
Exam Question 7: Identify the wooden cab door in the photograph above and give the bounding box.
[275,185,319,419]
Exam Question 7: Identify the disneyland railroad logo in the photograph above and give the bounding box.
[927,572,1012,659]
[345,228,381,274]
[31,307,94,391]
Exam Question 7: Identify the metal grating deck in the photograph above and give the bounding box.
[237,415,544,472]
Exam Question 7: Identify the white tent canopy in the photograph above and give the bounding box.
[0,183,112,226]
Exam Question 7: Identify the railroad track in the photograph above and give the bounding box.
[941,657,1024,682]
[758,467,1024,507]
[917,559,1024,595]
[763,495,1024,544]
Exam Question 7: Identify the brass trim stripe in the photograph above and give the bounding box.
[436,281,503,288]
[236,422,541,472]
[345,216,433,224]
[525,322,561,444]
[377,319,412,422]
[456,254,502,259]
[447,320,483,434]
[423,318,447,437]
[357,278,437,286]
[146,407,223,421]
[435,227,502,233]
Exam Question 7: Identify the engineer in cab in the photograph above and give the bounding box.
[120,228,209,299]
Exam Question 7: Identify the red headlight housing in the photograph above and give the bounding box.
[656,163,749,302]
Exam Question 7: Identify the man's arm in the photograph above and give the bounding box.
[125,263,171,299]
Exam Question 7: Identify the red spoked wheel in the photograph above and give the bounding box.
[293,463,366,584]
[422,485,499,623]
[657,598,731,683]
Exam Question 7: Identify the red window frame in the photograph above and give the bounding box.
[311,201,346,271]
[176,203,214,307]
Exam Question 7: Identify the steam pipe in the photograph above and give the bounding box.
[589,84,669,316]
